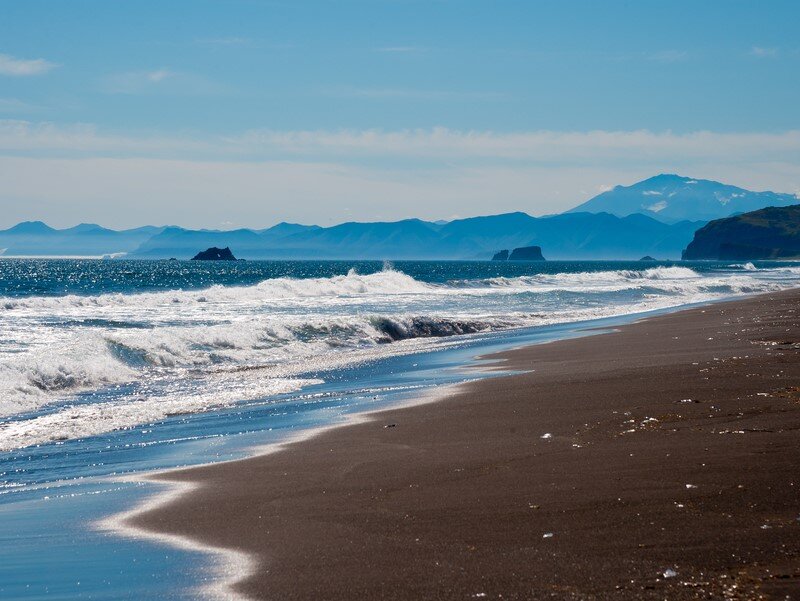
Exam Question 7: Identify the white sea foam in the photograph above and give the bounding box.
[0,333,139,416]
[97,477,258,601]
[0,376,321,451]
[462,266,770,295]
[0,264,796,451]
[0,266,714,313]
[0,268,434,312]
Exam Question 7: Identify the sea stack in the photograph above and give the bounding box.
[508,245,545,261]
[191,247,237,261]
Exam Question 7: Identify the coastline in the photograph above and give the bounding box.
[97,478,256,601]
[121,290,800,600]
[98,384,465,600]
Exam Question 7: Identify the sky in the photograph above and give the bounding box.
[0,0,799,229]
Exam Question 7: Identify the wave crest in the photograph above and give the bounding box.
[1,268,434,312]
[0,262,795,450]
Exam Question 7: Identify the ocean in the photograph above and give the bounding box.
[0,258,798,599]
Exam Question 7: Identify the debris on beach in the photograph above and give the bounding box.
[542,532,554,538]
[662,568,678,578]
[540,433,552,439]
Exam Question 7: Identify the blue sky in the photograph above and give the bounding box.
[0,0,798,228]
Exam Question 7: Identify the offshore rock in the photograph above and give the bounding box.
[191,247,237,261]
[508,246,545,261]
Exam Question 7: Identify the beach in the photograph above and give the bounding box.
[4,2,800,598]
[131,289,800,600]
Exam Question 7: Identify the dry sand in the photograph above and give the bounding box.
[133,290,800,600]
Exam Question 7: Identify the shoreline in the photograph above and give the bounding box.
[119,290,800,600]
[99,383,466,600]
[97,478,256,601]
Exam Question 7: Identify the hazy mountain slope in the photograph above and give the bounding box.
[0,222,166,256]
[132,223,321,258]
[1,213,702,260]
[683,205,800,260]
[259,222,321,240]
[274,219,444,259]
[2,221,57,235]
[569,174,797,223]
[436,212,542,256]
[257,212,699,260]
[526,213,704,259]
[133,227,266,258]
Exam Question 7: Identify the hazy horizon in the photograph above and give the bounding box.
[2,170,799,232]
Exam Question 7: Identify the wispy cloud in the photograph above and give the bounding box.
[101,69,174,93]
[750,46,779,58]
[146,69,172,83]
[227,128,800,165]
[100,69,227,95]
[0,53,57,76]
[0,120,210,155]
[2,121,800,168]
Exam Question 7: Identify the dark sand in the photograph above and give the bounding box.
[134,291,800,600]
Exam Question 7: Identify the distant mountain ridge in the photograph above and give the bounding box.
[569,174,797,224]
[131,223,321,258]
[2,174,794,260]
[132,211,704,260]
[0,214,701,260]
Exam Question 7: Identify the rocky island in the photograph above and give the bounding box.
[191,246,237,261]
[492,245,545,261]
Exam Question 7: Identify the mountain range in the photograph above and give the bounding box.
[1,175,795,260]
[0,213,702,260]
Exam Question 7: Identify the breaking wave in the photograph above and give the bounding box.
[0,268,434,312]
[0,263,795,450]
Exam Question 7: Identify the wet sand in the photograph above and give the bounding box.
[133,290,800,600]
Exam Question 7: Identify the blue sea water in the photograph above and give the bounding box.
[0,258,798,600]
